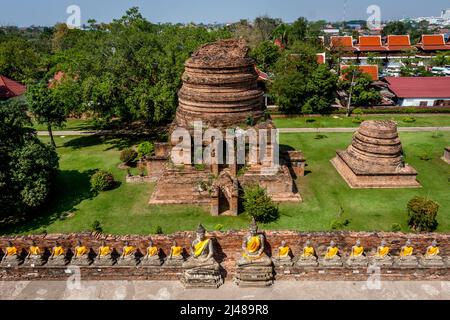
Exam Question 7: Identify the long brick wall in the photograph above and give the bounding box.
[1,231,449,281]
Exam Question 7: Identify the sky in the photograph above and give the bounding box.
[0,0,449,26]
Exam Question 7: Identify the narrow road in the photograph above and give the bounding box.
[36,127,450,136]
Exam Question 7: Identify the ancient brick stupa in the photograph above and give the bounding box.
[331,120,420,188]
[174,39,265,129]
[146,39,304,215]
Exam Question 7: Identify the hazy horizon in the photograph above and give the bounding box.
[0,0,449,27]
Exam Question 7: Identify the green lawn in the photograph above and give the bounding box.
[273,114,450,128]
[1,131,449,235]
[32,118,94,131]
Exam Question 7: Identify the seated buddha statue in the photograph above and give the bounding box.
[117,241,137,266]
[371,240,393,266]
[94,241,115,266]
[236,218,272,267]
[48,241,67,266]
[396,240,418,267]
[165,241,185,266]
[1,241,22,266]
[235,218,273,287]
[24,241,44,266]
[347,239,368,267]
[273,240,294,266]
[421,240,444,267]
[71,240,92,266]
[296,240,318,267]
[321,241,342,267]
[141,239,163,266]
[183,224,219,270]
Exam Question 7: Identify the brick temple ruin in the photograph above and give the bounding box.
[331,120,420,188]
[144,39,304,215]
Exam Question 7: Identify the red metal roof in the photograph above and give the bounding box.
[0,75,26,98]
[385,77,450,98]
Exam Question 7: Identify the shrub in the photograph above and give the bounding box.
[154,225,163,234]
[330,219,350,230]
[194,164,206,171]
[402,117,416,123]
[243,185,280,223]
[352,117,364,124]
[137,142,154,158]
[407,197,439,232]
[120,148,137,164]
[214,224,224,231]
[91,220,103,233]
[352,108,363,115]
[246,115,255,126]
[90,170,115,192]
[391,223,402,232]
[305,118,316,123]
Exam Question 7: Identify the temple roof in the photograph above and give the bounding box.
[386,35,413,51]
[330,36,356,51]
[358,36,387,52]
[416,34,450,51]
[0,75,26,99]
[341,65,379,81]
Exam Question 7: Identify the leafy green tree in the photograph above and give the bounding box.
[250,40,281,72]
[26,82,67,148]
[382,21,409,36]
[432,52,450,67]
[270,42,337,114]
[0,37,41,82]
[0,99,59,222]
[243,185,279,223]
[339,66,381,115]
[407,196,439,232]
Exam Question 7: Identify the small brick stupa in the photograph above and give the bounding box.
[331,120,420,188]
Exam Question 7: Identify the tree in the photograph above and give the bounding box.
[382,21,409,36]
[270,41,337,114]
[0,99,59,222]
[0,37,41,82]
[242,185,279,223]
[250,40,281,72]
[339,66,381,115]
[432,52,450,67]
[407,196,439,232]
[26,82,67,148]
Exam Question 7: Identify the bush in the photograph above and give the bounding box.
[305,118,316,123]
[330,219,350,230]
[391,223,402,232]
[120,148,137,164]
[407,196,439,232]
[137,142,154,158]
[402,117,416,123]
[91,220,103,233]
[90,170,115,192]
[153,225,163,234]
[243,185,280,223]
[352,117,364,124]
[214,224,224,231]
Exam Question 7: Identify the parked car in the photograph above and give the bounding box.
[431,67,450,76]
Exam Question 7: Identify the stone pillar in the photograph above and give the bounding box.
[210,187,219,216]
[443,147,450,164]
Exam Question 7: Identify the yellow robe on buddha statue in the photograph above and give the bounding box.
[325,247,339,259]
[172,246,182,257]
[243,236,262,260]
[6,247,18,256]
[123,246,135,256]
[53,246,64,256]
[351,246,364,257]
[302,247,315,258]
[147,246,158,257]
[400,246,413,257]
[426,247,439,257]
[194,239,209,257]
[278,246,290,258]
[376,246,390,258]
[99,246,111,256]
[76,246,88,256]
[29,246,40,255]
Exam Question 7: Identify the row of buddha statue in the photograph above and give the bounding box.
[0,220,447,287]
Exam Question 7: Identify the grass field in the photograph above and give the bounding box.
[1,131,449,235]
[273,114,450,128]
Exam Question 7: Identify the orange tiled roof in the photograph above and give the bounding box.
[330,36,355,51]
[358,36,387,51]
[417,34,450,51]
[341,65,379,81]
[386,35,413,51]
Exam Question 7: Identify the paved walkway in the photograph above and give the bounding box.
[37,127,450,136]
[1,281,450,300]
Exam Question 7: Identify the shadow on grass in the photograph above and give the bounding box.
[62,135,154,151]
[0,169,96,235]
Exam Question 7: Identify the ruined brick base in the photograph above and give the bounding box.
[331,155,421,189]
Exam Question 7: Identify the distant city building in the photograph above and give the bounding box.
[405,9,450,26]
